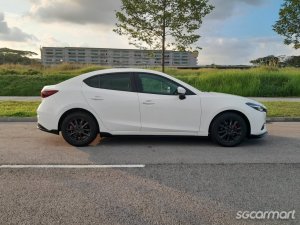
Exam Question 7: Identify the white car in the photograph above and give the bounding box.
[37,68,267,147]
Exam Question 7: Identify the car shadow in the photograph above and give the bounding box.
[98,135,212,146]
[73,134,281,165]
[88,134,267,148]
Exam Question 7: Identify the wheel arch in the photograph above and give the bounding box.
[58,108,100,132]
[208,110,251,137]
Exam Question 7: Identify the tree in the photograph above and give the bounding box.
[273,0,300,49]
[284,56,300,67]
[0,48,38,65]
[250,55,280,67]
[250,55,300,67]
[114,0,214,72]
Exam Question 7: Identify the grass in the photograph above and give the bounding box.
[0,101,40,117]
[0,101,299,118]
[0,64,300,96]
[261,101,300,117]
[173,67,300,97]
[0,63,109,76]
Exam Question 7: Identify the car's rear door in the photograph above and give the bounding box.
[82,72,141,132]
[135,73,201,134]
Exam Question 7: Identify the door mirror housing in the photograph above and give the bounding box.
[177,87,186,100]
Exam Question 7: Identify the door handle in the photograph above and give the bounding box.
[91,96,104,101]
[143,100,155,105]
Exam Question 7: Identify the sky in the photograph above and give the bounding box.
[0,0,299,65]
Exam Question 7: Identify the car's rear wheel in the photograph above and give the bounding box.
[211,112,247,147]
[61,112,98,147]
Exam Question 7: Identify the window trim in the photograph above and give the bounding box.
[133,72,196,96]
[83,72,137,93]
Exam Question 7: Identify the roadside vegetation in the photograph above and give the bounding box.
[0,64,300,97]
[261,101,300,117]
[0,101,299,118]
[0,101,40,117]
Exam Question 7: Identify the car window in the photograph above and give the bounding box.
[84,76,99,88]
[137,73,179,95]
[84,73,132,92]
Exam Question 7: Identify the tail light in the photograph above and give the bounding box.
[41,90,59,98]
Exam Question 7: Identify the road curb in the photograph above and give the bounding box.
[267,117,300,122]
[0,117,37,122]
[0,117,300,123]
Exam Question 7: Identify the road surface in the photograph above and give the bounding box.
[0,122,299,225]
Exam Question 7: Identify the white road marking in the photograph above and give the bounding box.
[0,164,145,169]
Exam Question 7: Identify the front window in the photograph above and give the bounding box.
[137,73,179,95]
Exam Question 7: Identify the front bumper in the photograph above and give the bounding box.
[248,110,267,136]
[250,131,268,139]
[37,123,59,135]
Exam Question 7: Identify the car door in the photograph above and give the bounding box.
[135,73,201,134]
[82,72,141,132]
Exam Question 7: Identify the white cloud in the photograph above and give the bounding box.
[28,0,121,25]
[0,12,38,42]
[198,36,299,65]
[207,0,266,20]
[41,36,69,47]
[28,0,267,25]
[3,0,297,65]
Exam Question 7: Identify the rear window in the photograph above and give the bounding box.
[84,73,132,92]
[84,76,99,88]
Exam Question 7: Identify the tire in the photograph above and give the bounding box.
[61,112,98,147]
[210,112,247,147]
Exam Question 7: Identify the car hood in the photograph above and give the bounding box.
[200,92,265,107]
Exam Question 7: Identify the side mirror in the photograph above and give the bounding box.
[177,87,186,100]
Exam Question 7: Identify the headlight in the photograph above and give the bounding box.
[246,102,267,112]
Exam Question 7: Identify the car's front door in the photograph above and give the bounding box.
[135,73,201,134]
[82,73,141,132]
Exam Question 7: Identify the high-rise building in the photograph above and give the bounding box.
[41,47,198,67]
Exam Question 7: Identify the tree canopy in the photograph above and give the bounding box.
[250,55,300,67]
[114,0,214,71]
[0,48,38,65]
[273,0,300,49]
[250,55,280,67]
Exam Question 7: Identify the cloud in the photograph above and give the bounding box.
[41,36,69,47]
[207,0,266,20]
[0,12,38,42]
[198,36,299,65]
[28,0,267,25]
[28,0,121,25]
[198,37,253,65]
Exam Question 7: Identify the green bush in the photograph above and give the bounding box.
[174,68,300,97]
[0,75,73,96]
[0,65,299,97]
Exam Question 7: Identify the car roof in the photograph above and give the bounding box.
[83,68,165,76]
[70,68,168,82]
[59,68,201,94]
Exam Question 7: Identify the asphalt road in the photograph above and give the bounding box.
[0,122,299,225]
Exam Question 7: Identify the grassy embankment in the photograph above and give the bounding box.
[0,64,300,97]
[0,101,299,118]
[0,101,40,117]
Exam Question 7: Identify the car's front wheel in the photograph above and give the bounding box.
[210,112,247,147]
[61,112,98,147]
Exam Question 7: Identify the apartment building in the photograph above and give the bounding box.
[41,47,198,67]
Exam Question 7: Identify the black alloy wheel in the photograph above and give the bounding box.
[61,112,98,146]
[211,112,247,147]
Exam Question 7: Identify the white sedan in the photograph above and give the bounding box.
[37,68,267,147]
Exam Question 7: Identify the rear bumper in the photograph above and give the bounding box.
[37,123,59,135]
